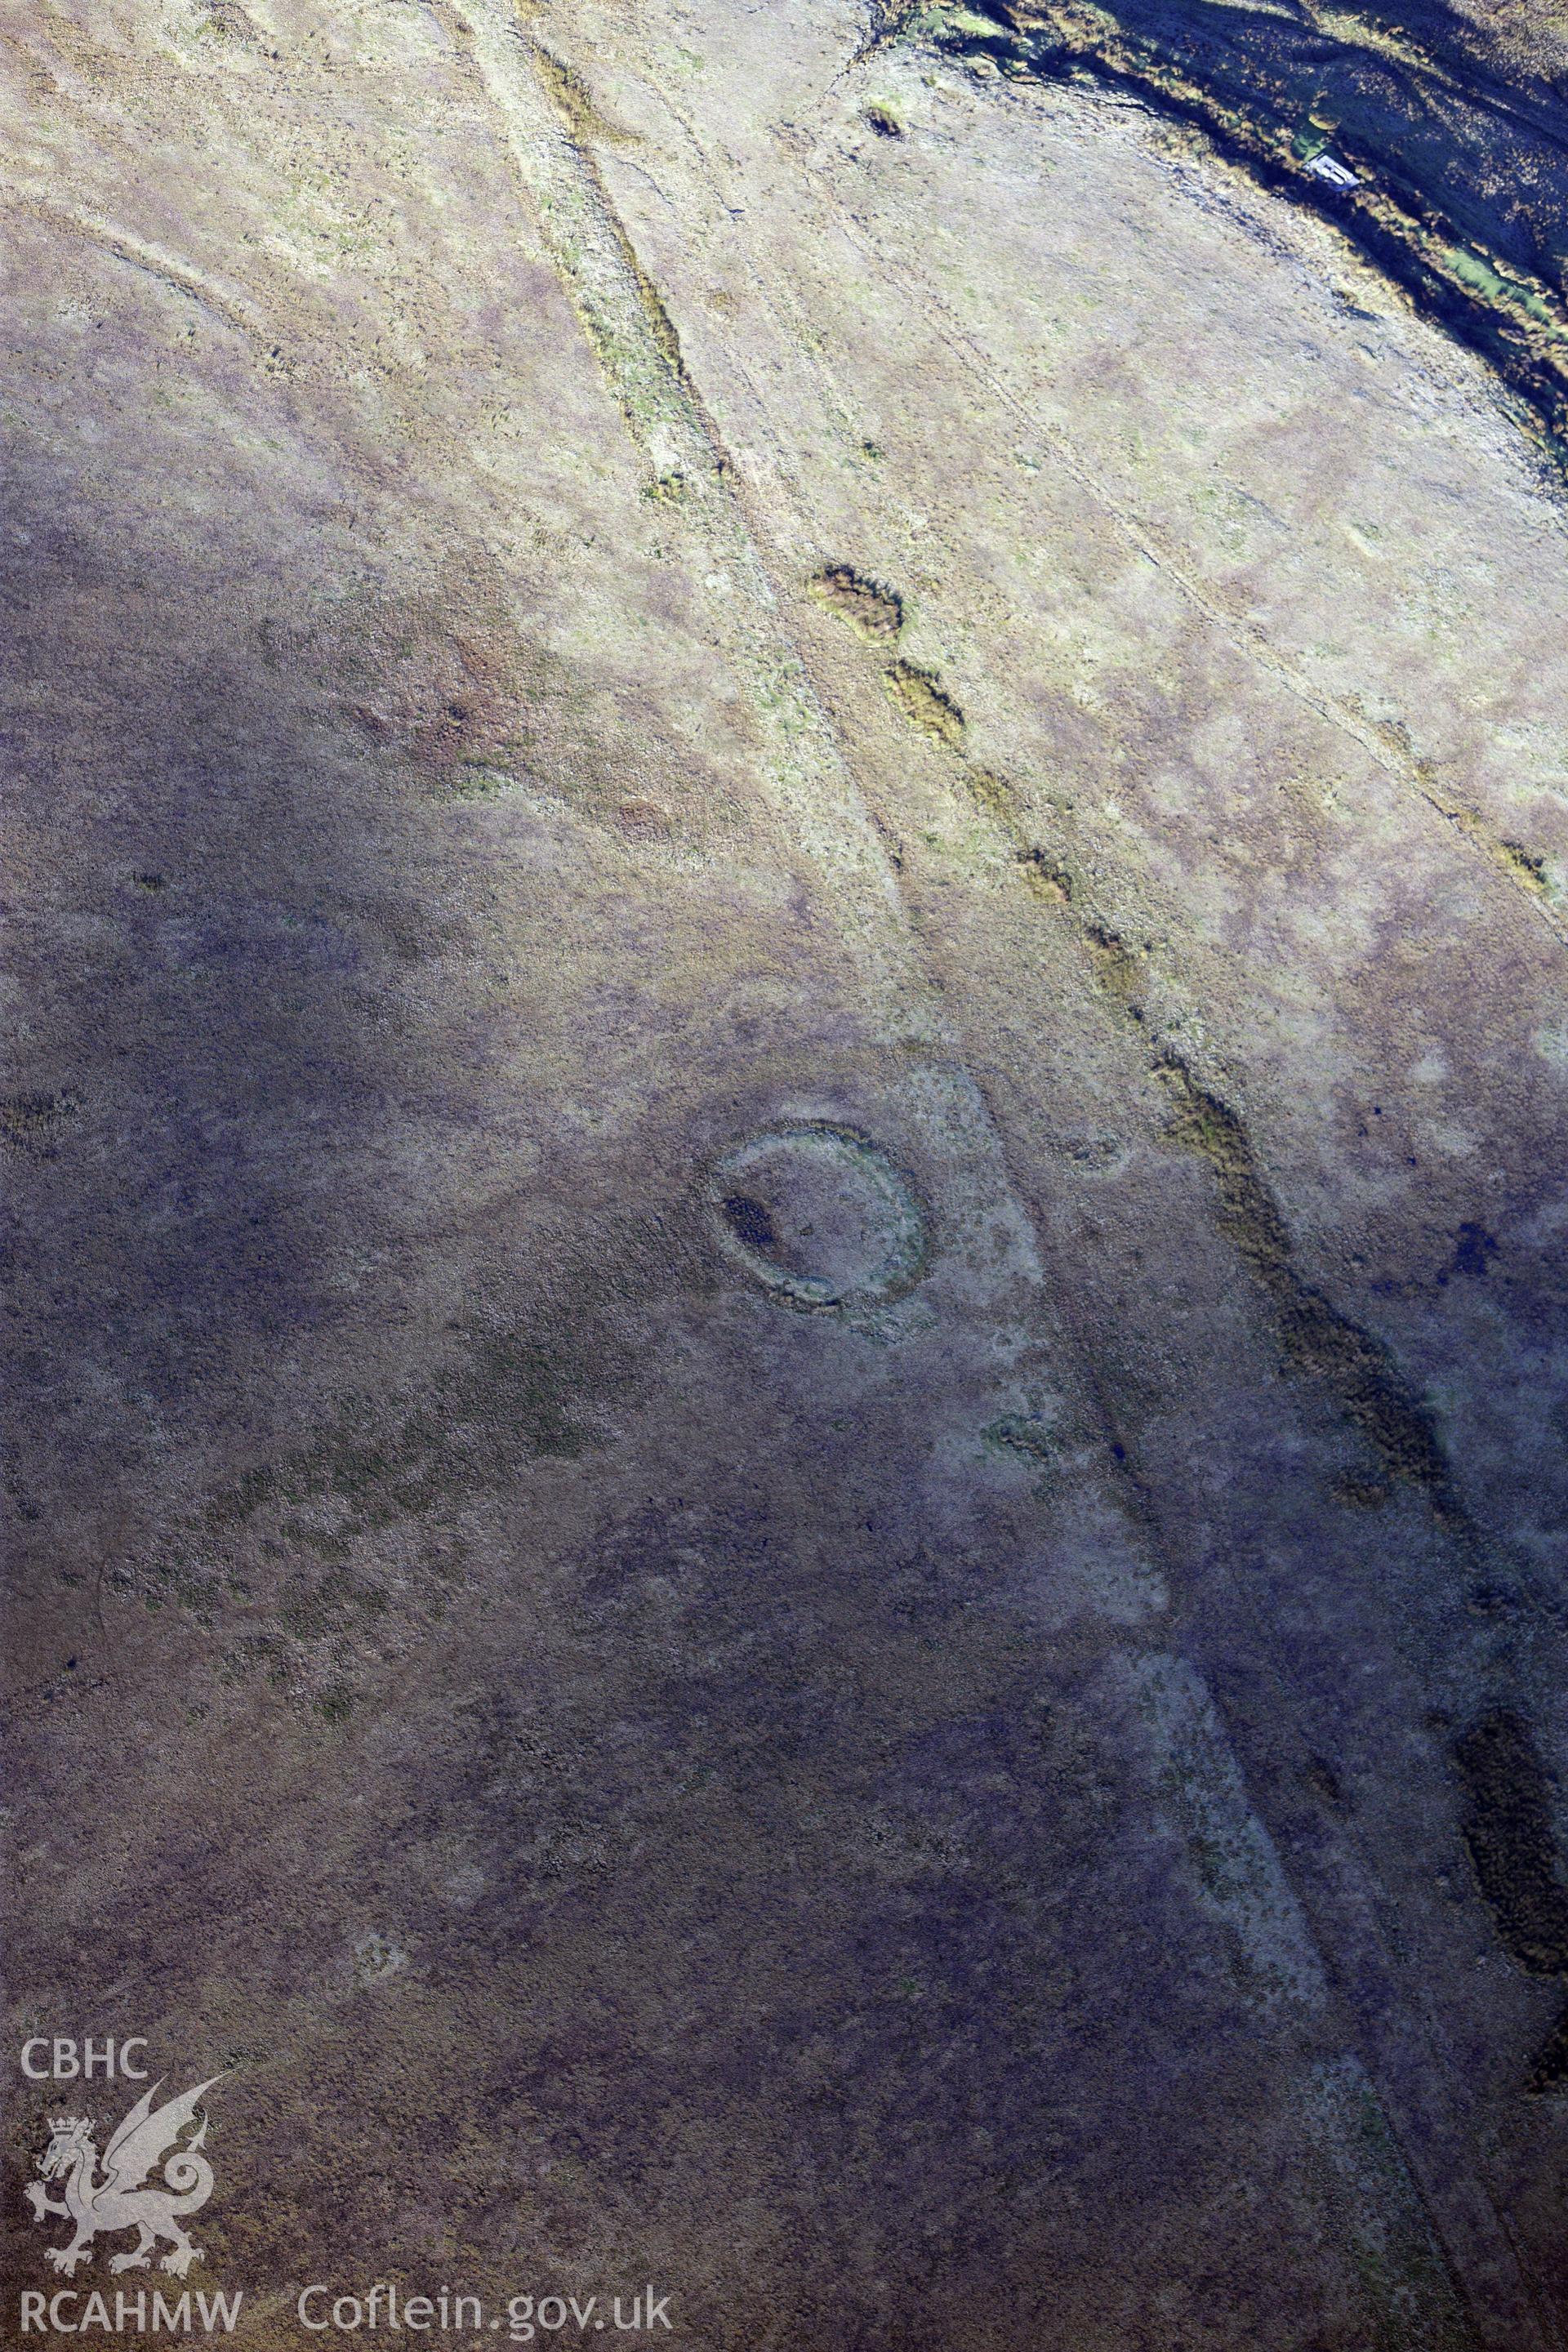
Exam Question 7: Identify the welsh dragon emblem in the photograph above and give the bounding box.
[25,2077,225,2278]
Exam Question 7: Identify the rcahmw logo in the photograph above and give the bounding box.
[19,2042,242,2335]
